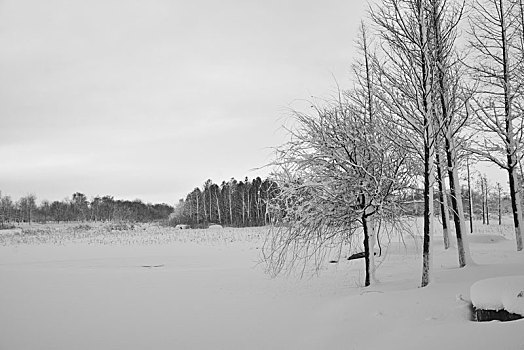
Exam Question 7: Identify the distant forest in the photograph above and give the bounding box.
[171,177,279,228]
[0,176,280,229]
[0,191,173,227]
[0,173,510,229]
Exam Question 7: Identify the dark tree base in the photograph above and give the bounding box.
[474,308,523,322]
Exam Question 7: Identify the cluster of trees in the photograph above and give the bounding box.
[461,172,513,227]
[0,191,173,226]
[264,0,524,288]
[408,174,512,226]
[171,177,279,227]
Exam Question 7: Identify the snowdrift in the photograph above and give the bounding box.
[470,276,524,321]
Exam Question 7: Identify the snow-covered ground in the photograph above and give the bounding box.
[1,221,523,350]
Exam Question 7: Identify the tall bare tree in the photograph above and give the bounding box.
[372,0,438,287]
[429,0,473,266]
[468,0,524,251]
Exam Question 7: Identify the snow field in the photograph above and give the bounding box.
[0,222,266,246]
[0,220,523,349]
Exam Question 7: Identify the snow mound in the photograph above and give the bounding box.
[468,234,507,244]
[470,276,524,316]
[208,224,223,229]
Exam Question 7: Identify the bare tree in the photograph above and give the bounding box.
[264,93,415,285]
[468,0,524,251]
[429,0,474,266]
[19,194,37,224]
[372,0,438,287]
[265,24,417,286]
[41,199,50,223]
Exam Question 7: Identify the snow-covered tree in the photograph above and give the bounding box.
[264,83,416,285]
[429,0,473,266]
[467,0,524,251]
[372,0,438,287]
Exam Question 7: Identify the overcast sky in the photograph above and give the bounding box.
[0,0,371,204]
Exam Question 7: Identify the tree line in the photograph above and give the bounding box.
[407,174,512,226]
[0,191,173,227]
[171,177,279,228]
[1,170,508,230]
[263,0,524,288]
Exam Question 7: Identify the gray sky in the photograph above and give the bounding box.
[0,0,369,204]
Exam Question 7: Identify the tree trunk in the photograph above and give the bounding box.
[498,183,502,225]
[421,133,435,287]
[256,188,261,225]
[445,137,472,267]
[363,213,371,287]
[229,188,233,225]
[241,194,245,226]
[202,192,207,223]
[209,186,213,222]
[436,152,451,249]
[467,159,474,233]
[485,177,490,225]
[248,192,252,225]
[189,197,193,224]
[196,193,200,225]
[420,0,434,288]
[508,165,524,251]
[265,187,271,225]
[480,176,486,225]
[215,188,222,224]
[362,202,376,287]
